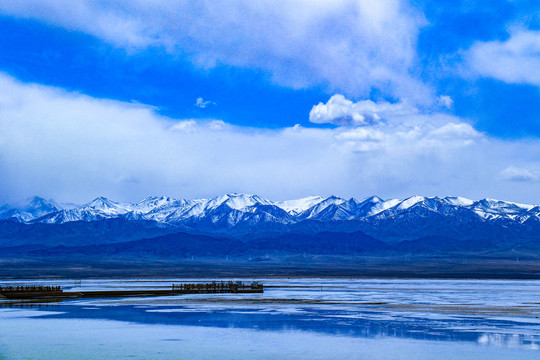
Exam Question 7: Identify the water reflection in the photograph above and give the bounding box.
[478,333,540,350]
[2,302,528,350]
[1,278,540,355]
[0,299,62,307]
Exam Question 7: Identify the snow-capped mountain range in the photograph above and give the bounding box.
[1,193,539,227]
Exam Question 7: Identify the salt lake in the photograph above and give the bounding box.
[1,278,539,359]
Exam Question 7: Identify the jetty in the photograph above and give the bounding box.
[0,281,263,300]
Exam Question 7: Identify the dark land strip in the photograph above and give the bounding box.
[1,256,539,279]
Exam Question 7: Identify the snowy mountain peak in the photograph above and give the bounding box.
[443,196,474,207]
[366,198,401,216]
[76,197,131,217]
[276,196,325,215]
[85,197,119,210]
[24,196,60,213]
[298,196,347,220]
[0,196,60,222]
[26,196,54,206]
[325,195,345,202]
[2,194,540,227]
[138,196,173,203]
[315,196,346,208]
[397,196,426,210]
[213,193,272,210]
[481,198,534,211]
[362,196,383,204]
[135,196,178,211]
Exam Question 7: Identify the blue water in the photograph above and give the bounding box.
[1,279,539,359]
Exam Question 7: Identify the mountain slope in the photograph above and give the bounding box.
[1,194,540,256]
[3,194,538,229]
[27,229,387,258]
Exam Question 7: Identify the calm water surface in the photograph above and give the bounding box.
[1,278,539,359]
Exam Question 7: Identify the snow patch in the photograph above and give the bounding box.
[276,196,325,214]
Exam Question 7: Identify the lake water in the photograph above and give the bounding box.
[1,278,539,359]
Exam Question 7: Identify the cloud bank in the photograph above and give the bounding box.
[500,166,539,182]
[0,0,431,103]
[1,73,539,204]
[309,95,418,126]
[466,29,540,87]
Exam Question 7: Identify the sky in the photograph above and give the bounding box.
[0,0,539,204]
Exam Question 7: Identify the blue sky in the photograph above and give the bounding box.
[0,15,322,128]
[0,0,539,203]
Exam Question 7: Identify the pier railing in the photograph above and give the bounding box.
[172,281,263,293]
[1,281,263,300]
[0,286,63,293]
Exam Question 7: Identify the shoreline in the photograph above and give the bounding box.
[1,257,540,280]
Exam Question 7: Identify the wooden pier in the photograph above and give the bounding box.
[0,281,263,300]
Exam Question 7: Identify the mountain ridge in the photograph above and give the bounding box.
[1,194,540,256]
[1,193,540,273]
[1,193,539,227]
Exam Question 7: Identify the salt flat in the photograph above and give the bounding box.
[1,278,539,359]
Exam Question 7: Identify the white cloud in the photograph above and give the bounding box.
[195,97,215,108]
[336,128,385,142]
[170,119,197,133]
[309,95,418,126]
[437,95,453,109]
[208,120,226,131]
[428,123,480,141]
[310,95,481,152]
[330,109,482,153]
[170,119,229,133]
[1,73,540,204]
[466,29,540,87]
[0,0,432,103]
[500,166,539,182]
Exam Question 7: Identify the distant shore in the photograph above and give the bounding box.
[1,256,539,280]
